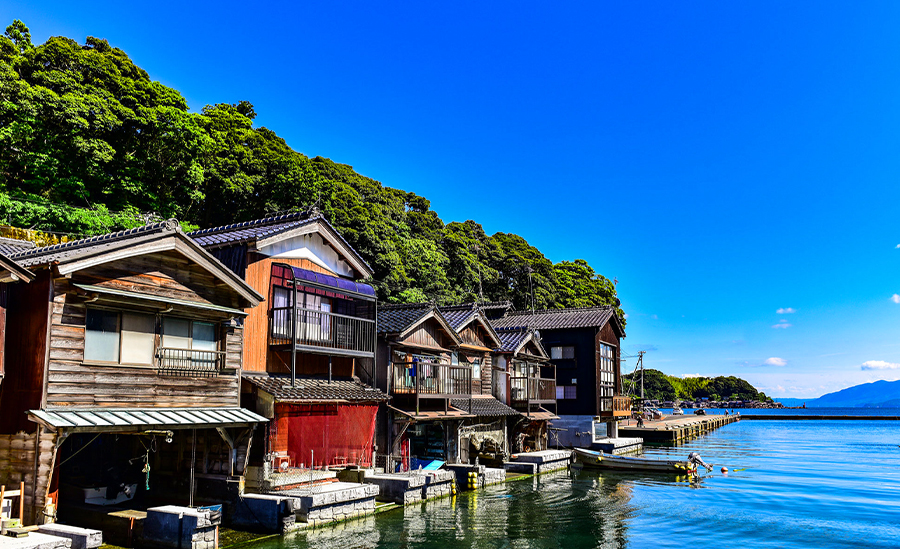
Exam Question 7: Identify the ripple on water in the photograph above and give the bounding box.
[268,420,900,549]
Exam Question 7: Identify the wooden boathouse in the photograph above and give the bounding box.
[0,220,268,525]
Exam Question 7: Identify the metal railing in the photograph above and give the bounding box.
[156,347,225,377]
[600,395,632,416]
[391,361,472,397]
[510,376,557,404]
[269,306,375,355]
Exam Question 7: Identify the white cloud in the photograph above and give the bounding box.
[764,357,787,366]
[896,244,900,249]
[772,320,792,329]
[682,373,702,378]
[650,314,658,320]
[776,307,796,314]
[623,313,629,319]
[891,294,900,304]
[861,360,900,371]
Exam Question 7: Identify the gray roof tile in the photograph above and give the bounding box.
[491,306,623,335]
[450,396,522,417]
[377,303,434,334]
[0,237,35,256]
[243,373,389,402]
[9,220,180,267]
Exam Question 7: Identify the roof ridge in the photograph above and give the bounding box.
[379,302,434,310]
[506,305,614,316]
[188,209,316,237]
[0,236,36,249]
[9,219,179,261]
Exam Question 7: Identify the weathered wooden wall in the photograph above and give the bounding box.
[243,255,337,373]
[43,259,244,409]
[597,322,620,394]
[0,428,57,524]
[0,272,52,434]
[400,317,453,351]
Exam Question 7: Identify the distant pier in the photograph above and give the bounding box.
[618,414,740,443]
[741,415,900,420]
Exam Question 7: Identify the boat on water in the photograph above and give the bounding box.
[672,406,684,415]
[573,448,712,474]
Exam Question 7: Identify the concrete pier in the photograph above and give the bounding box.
[505,450,571,474]
[618,413,739,443]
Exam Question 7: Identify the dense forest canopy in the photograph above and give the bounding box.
[0,21,623,318]
[623,369,772,402]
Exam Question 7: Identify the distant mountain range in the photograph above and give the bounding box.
[776,379,900,408]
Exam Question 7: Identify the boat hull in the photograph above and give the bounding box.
[573,448,695,473]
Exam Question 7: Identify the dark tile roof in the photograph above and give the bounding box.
[9,220,180,268]
[491,306,622,333]
[188,211,319,248]
[0,237,35,257]
[377,303,434,334]
[438,303,478,331]
[243,373,389,402]
[450,396,522,417]
[495,328,533,354]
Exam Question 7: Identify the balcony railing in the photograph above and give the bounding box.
[269,306,375,357]
[156,348,226,377]
[391,362,472,398]
[599,395,632,417]
[510,376,557,405]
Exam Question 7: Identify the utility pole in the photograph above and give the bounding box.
[637,351,645,400]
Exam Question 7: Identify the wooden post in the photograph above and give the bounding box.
[1,485,5,519]
[18,481,24,522]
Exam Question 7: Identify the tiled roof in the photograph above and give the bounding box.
[9,220,180,267]
[0,237,35,257]
[188,211,319,248]
[377,303,434,334]
[438,303,478,331]
[491,306,622,334]
[187,210,372,274]
[243,373,390,402]
[495,328,533,354]
[450,396,522,417]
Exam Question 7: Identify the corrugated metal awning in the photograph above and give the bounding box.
[28,407,267,433]
[73,283,248,316]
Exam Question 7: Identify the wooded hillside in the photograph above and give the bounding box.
[623,369,771,402]
[0,21,623,317]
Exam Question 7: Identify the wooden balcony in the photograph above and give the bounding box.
[599,395,632,418]
[269,306,376,359]
[510,376,557,407]
[391,361,472,399]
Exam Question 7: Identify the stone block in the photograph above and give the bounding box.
[37,524,102,549]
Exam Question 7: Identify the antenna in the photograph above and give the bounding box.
[527,265,535,314]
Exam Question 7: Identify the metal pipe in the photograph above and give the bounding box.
[291,283,297,387]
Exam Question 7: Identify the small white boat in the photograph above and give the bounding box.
[672,407,684,415]
[573,448,710,474]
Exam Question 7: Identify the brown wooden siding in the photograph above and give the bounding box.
[43,267,242,409]
[76,251,247,311]
[0,429,56,524]
[399,317,452,351]
[267,348,354,378]
[0,272,52,434]
[0,283,7,384]
[243,255,337,373]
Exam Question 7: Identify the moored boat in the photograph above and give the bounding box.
[573,447,707,474]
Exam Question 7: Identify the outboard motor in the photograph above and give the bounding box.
[688,452,713,472]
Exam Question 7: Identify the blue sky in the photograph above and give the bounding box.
[6,1,900,398]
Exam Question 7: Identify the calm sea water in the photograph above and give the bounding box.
[256,416,900,549]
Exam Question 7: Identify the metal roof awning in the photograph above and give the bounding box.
[387,404,475,421]
[284,265,376,301]
[73,283,249,316]
[524,408,560,421]
[28,407,267,433]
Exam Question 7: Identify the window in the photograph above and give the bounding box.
[556,385,577,399]
[550,346,575,360]
[85,310,156,365]
[598,342,616,391]
[162,317,217,351]
[472,358,481,379]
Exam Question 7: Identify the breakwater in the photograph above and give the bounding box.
[618,413,739,443]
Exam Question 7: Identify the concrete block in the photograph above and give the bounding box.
[36,524,102,549]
